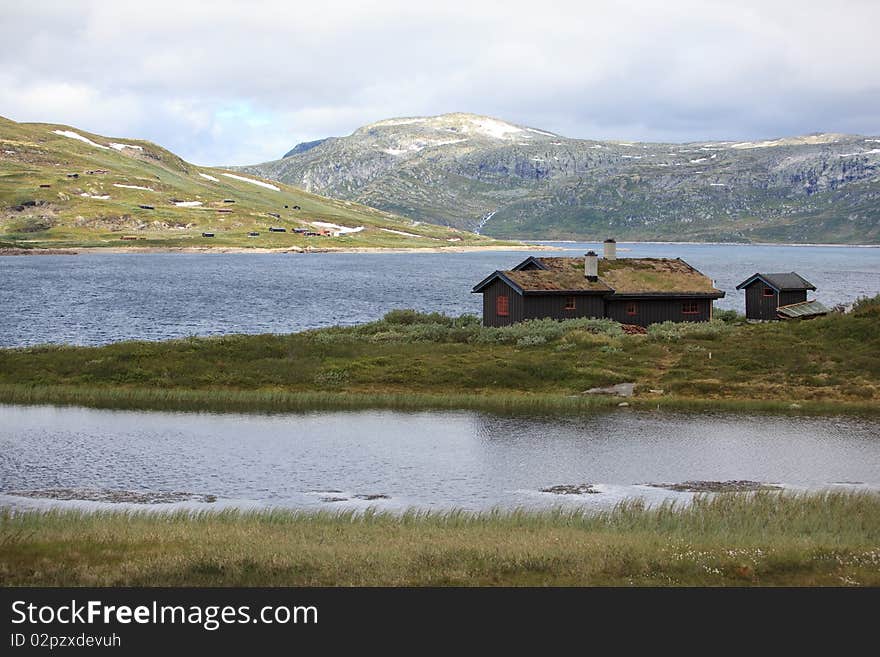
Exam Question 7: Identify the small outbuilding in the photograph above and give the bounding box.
[736,272,816,320]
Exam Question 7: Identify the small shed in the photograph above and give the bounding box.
[736,272,816,320]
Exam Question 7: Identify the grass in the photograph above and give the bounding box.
[0,116,509,250]
[0,297,878,414]
[2,491,878,586]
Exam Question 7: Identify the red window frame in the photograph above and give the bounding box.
[682,301,700,315]
[762,287,775,297]
[564,296,576,311]
[626,302,638,316]
[496,295,509,317]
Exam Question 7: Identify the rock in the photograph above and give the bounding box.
[649,388,664,394]
[647,480,782,493]
[540,484,599,495]
[320,496,348,503]
[583,382,634,397]
[789,403,802,409]
[354,494,390,500]
[618,402,629,407]
[7,488,216,504]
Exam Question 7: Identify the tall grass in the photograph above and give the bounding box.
[2,491,879,586]
[1,383,877,416]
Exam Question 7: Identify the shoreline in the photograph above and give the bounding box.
[1,385,877,417]
[0,243,556,256]
[3,240,877,255]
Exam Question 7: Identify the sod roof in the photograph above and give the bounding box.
[496,257,722,295]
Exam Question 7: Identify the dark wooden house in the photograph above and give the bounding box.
[735,272,816,320]
[472,249,725,327]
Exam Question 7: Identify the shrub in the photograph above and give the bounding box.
[715,309,745,323]
[516,335,547,347]
[648,320,733,341]
[313,366,350,386]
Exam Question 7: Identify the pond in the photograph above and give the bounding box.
[1,404,877,512]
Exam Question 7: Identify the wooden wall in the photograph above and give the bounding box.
[523,294,605,321]
[481,279,524,327]
[605,298,712,327]
[743,282,806,320]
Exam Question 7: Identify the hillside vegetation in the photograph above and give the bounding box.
[1,297,878,414]
[0,116,502,250]
[240,112,880,243]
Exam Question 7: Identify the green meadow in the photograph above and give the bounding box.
[1,297,878,414]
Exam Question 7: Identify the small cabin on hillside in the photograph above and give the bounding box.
[472,241,725,327]
[736,272,817,320]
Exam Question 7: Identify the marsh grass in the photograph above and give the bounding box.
[2,491,879,586]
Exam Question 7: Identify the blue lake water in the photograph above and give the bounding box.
[1,404,878,511]
[1,242,878,347]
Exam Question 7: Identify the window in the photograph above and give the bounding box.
[682,301,700,315]
[626,302,638,316]
[564,296,576,310]
[496,295,509,317]
[763,287,775,297]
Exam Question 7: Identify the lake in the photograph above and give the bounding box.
[1,242,878,346]
[1,404,878,512]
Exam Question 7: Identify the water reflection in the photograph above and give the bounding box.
[1,404,878,512]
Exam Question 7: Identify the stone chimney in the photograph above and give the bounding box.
[603,238,617,260]
[584,251,598,281]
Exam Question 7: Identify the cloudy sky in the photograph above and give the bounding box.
[2,0,878,165]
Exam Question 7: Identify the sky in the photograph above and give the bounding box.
[1,0,878,165]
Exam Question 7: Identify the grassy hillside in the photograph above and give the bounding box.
[1,297,878,415]
[0,116,506,250]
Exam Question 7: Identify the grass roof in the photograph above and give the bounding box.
[508,257,720,295]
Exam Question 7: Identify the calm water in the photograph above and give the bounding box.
[1,243,877,346]
[1,404,878,511]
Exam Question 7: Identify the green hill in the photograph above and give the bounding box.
[0,116,503,250]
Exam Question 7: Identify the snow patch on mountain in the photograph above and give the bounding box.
[113,184,154,191]
[199,173,220,182]
[221,173,280,191]
[109,142,143,151]
[52,130,109,150]
[311,221,364,236]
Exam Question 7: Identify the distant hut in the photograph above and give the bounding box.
[736,272,817,320]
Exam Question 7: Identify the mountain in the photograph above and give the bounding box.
[283,138,329,158]
[238,112,880,244]
[0,116,499,250]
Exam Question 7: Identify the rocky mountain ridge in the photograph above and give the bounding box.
[239,113,880,243]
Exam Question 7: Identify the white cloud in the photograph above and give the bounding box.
[1,0,878,164]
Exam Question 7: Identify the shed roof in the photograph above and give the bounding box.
[776,299,829,319]
[736,272,816,291]
[474,256,724,297]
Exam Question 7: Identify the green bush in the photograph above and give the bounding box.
[516,335,547,347]
[715,309,745,323]
[648,320,733,341]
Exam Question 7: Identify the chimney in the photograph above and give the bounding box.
[584,251,598,281]
[603,238,617,260]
